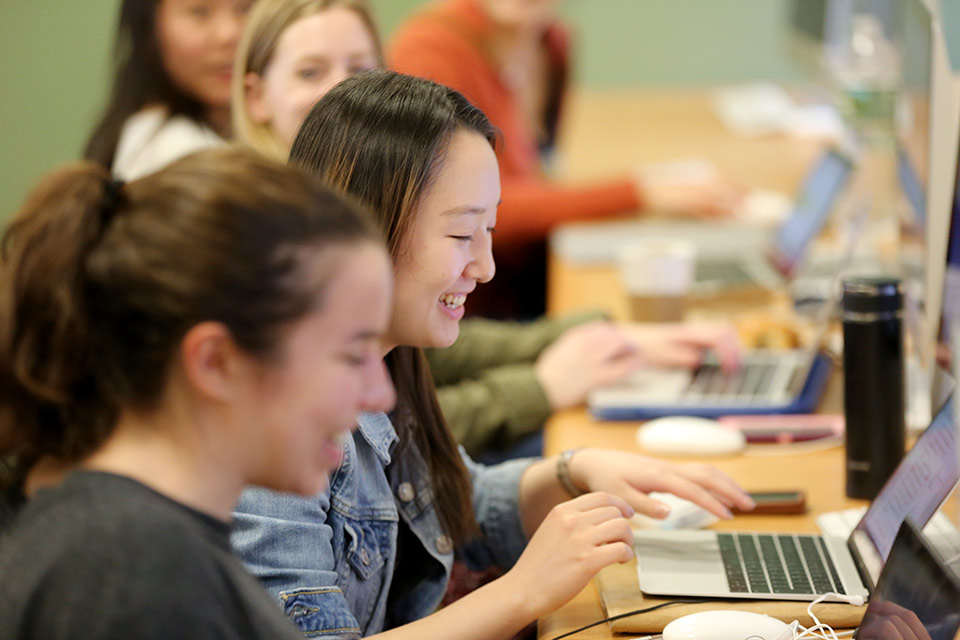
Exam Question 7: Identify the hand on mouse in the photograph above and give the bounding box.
[565,449,756,519]
[619,322,741,372]
[534,320,646,410]
[499,492,635,620]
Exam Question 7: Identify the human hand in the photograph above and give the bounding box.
[501,492,635,619]
[634,163,746,218]
[534,321,646,410]
[857,600,931,640]
[567,449,755,519]
[619,322,741,372]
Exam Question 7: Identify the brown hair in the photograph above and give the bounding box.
[233,0,382,161]
[290,70,498,545]
[0,147,380,474]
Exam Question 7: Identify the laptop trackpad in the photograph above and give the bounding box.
[635,530,731,595]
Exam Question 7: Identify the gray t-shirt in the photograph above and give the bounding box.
[0,470,303,639]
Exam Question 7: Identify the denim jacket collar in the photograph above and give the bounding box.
[356,412,397,466]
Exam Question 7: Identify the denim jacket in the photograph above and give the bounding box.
[231,412,531,638]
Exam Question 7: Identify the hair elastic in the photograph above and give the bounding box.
[100,178,126,227]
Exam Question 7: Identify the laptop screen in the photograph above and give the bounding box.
[854,520,960,640]
[849,395,959,586]
[771,149,852,271]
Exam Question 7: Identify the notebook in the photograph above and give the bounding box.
[632,394,959,602]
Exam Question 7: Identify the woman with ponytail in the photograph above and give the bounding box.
[0,147,395,638]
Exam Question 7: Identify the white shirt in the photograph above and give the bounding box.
[112,107,223,180]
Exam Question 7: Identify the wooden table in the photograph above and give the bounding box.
[536,88,866,639]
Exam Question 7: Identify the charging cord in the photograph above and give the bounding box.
[545,599,712,640]
[546,592,865,640]
[793,592,865,640]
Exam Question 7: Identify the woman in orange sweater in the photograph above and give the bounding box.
[389,0,742,317]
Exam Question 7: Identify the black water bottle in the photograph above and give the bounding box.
[842,276,906,500]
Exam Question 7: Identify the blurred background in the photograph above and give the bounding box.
[1,0,958,221]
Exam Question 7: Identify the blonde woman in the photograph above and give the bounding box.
[232,0,380,161]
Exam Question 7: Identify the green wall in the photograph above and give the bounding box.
[1,0,958,222]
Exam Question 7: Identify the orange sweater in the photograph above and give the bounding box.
[388,0,640,244]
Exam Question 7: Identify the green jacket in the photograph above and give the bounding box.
[425,311,606,457]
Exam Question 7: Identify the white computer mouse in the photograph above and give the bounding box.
[663,610,793,640]
[636,416,746,456]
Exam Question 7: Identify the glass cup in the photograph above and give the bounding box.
[617,240,697,322]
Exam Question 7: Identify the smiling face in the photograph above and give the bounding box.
[385,129,500,351]
[246,242,395,495]
[156,0,252,112]
[245,7,379,149]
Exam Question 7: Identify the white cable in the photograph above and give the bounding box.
[791,592,864,640]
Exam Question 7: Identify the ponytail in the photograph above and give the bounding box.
[0,148,382,477]
[0,164,119,463]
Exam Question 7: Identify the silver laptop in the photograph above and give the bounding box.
[633,393,959,602]
[693,147,854,295]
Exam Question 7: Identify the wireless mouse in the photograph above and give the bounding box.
[662,610,793,640]
[636,416,747,456]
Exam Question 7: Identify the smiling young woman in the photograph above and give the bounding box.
[231,71,755,640]
[0,147,395,638]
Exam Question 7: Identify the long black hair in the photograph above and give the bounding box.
[83,0,208,168]
[291,71,498,545]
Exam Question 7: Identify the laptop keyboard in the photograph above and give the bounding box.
[718,532,846,595]
[685,356,796,403]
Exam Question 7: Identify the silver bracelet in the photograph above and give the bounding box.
[557,448,585,497]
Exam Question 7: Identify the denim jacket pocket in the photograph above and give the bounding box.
[343,520,387,581]
[279,586,361,638]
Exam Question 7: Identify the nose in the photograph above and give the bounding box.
[326,65,351,92]
[466,235,495,284]
[362,358,396,414]
[214,9,244,47]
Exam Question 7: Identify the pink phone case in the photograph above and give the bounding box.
[717,414,844,443]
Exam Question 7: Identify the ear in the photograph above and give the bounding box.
[179,321,252,403]
[244,71,273,125]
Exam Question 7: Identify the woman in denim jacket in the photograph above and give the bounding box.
[232,71,755,640]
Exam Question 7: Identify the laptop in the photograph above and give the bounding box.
[632,393,959,602]
[587,347,832,420]
[692,147,854,295]
[853,519,960,640]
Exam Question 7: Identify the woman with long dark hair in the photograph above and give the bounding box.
[83,0,251,179]
[0,147,395,638]
[231,0,740,463]
[232,71,754,640]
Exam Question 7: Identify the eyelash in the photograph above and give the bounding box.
[450,228,495,242]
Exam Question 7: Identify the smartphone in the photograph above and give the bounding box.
[733,490,807,515]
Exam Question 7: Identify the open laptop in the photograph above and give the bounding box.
[693,147,854,295]
[587,280,842,419]
[632,393,959,602]
[854,519,960,640]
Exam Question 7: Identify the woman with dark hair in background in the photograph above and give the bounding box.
[232,71,754,640]
[0,147,395,638]
[83,0,252,179]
